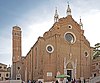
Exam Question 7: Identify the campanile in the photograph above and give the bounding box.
[12,26,22,80]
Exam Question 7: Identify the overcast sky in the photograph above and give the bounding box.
[0,0,100,66]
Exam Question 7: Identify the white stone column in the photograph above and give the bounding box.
[64,57,67,75]
[74,59,77,79]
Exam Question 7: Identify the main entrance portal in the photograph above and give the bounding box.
[67,70,72,81]
[65,62,73,81]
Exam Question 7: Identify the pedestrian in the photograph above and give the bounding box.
[66,79,68,83]
[78,78,81,83]
[71,79,74,83]
[84,79,85,83]
[28,80,31,83]
[73,78,76,83]
[55,80,59,83]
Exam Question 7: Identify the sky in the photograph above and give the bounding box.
[0,0,100,66]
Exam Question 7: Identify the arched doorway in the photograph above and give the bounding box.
[16,74,21,80]
[66,62,73,81]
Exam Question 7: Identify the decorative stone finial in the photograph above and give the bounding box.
[54,7,59,23]
[79,16,83,29]
[67,2,71,16]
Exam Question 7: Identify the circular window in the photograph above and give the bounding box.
[46,44,54,53]
[64,32,76,44]
[68,25,72,29]
[17,67,20,70]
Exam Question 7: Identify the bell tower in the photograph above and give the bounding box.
[12,26,22,80]
[12,26,22,62]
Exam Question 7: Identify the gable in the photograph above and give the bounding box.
[43,16,83,43]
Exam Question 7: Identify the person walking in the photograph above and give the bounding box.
[78,78,81,83]
[55,80,59,83]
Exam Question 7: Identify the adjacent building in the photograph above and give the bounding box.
[0,63,11,81]
[91,57,100,77]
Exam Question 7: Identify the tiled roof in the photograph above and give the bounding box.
[0,63,7,66]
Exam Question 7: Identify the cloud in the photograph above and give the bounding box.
[84,10,100,46]
[22,20,53,56]
[1,0,100,65]
[0,53,11,66]
[21,1,100,56]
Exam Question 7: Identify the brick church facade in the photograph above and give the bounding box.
[12,4,94,82]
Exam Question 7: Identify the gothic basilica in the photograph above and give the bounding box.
[12,4,94,82]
